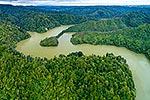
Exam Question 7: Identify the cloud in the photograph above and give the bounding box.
[0,0,150,6]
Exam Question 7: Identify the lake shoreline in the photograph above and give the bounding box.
[16,25,150,100]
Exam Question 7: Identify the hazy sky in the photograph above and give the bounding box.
[0,0,150,6]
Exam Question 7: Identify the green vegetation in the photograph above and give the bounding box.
[40,31,65,47]
[40,36,58,47]
[71,24,150,59]
[65,19,127,32]
[17,14,88,33]
[65,12,150,33]
[33,6,150,19]
[0,5,88,33]
[0,23,136,99]
[0,24,30,50]
[63,12,150,59]
[3,4,150,99]
[1,5,149,33]
[40,27,72,46]
[121,12,150,27]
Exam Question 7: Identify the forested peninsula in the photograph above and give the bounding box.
[70,24,150,59]
[0,22,136,99]
[64,12,150,60]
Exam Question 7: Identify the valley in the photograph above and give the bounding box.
[0,4,150,100]
[16,25,150,100]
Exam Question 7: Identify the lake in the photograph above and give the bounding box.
[16,25,150,100]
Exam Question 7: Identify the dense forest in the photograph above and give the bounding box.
[40,36,59,47]
[65,18,128,32]
[0,5,88,33]
[71,24,150,59]
[30,6,150,19]
[0,22,136,99]
[65,12,150,32]
[61,11,150,60]
[1,4,150,99]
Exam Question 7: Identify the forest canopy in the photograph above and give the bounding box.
[0,23,136,99]
[1,4,150,100]
[40,36,59,47]
[70,24,150,60]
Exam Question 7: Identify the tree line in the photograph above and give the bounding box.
[0,4,142,99]
[0,20,136,100]
[65,12,150,33]
[0,4,88,33]
[71,24,150,59]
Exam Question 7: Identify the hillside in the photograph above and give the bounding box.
[1,4,150,100]
[65,18,128,32]
[1,5,150,33]
[62,11,150,60]
[30,6,150,19]
[0,22,136,99]
[121,12,150,27]
[0,4,88,33]
[65,12,150,33]
[71,24,150,59]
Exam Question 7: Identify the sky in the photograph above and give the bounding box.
[0,0,150,6]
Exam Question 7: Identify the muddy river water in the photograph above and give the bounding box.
[16,25,150,100]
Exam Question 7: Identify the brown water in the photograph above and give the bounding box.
[16,25,150,100]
